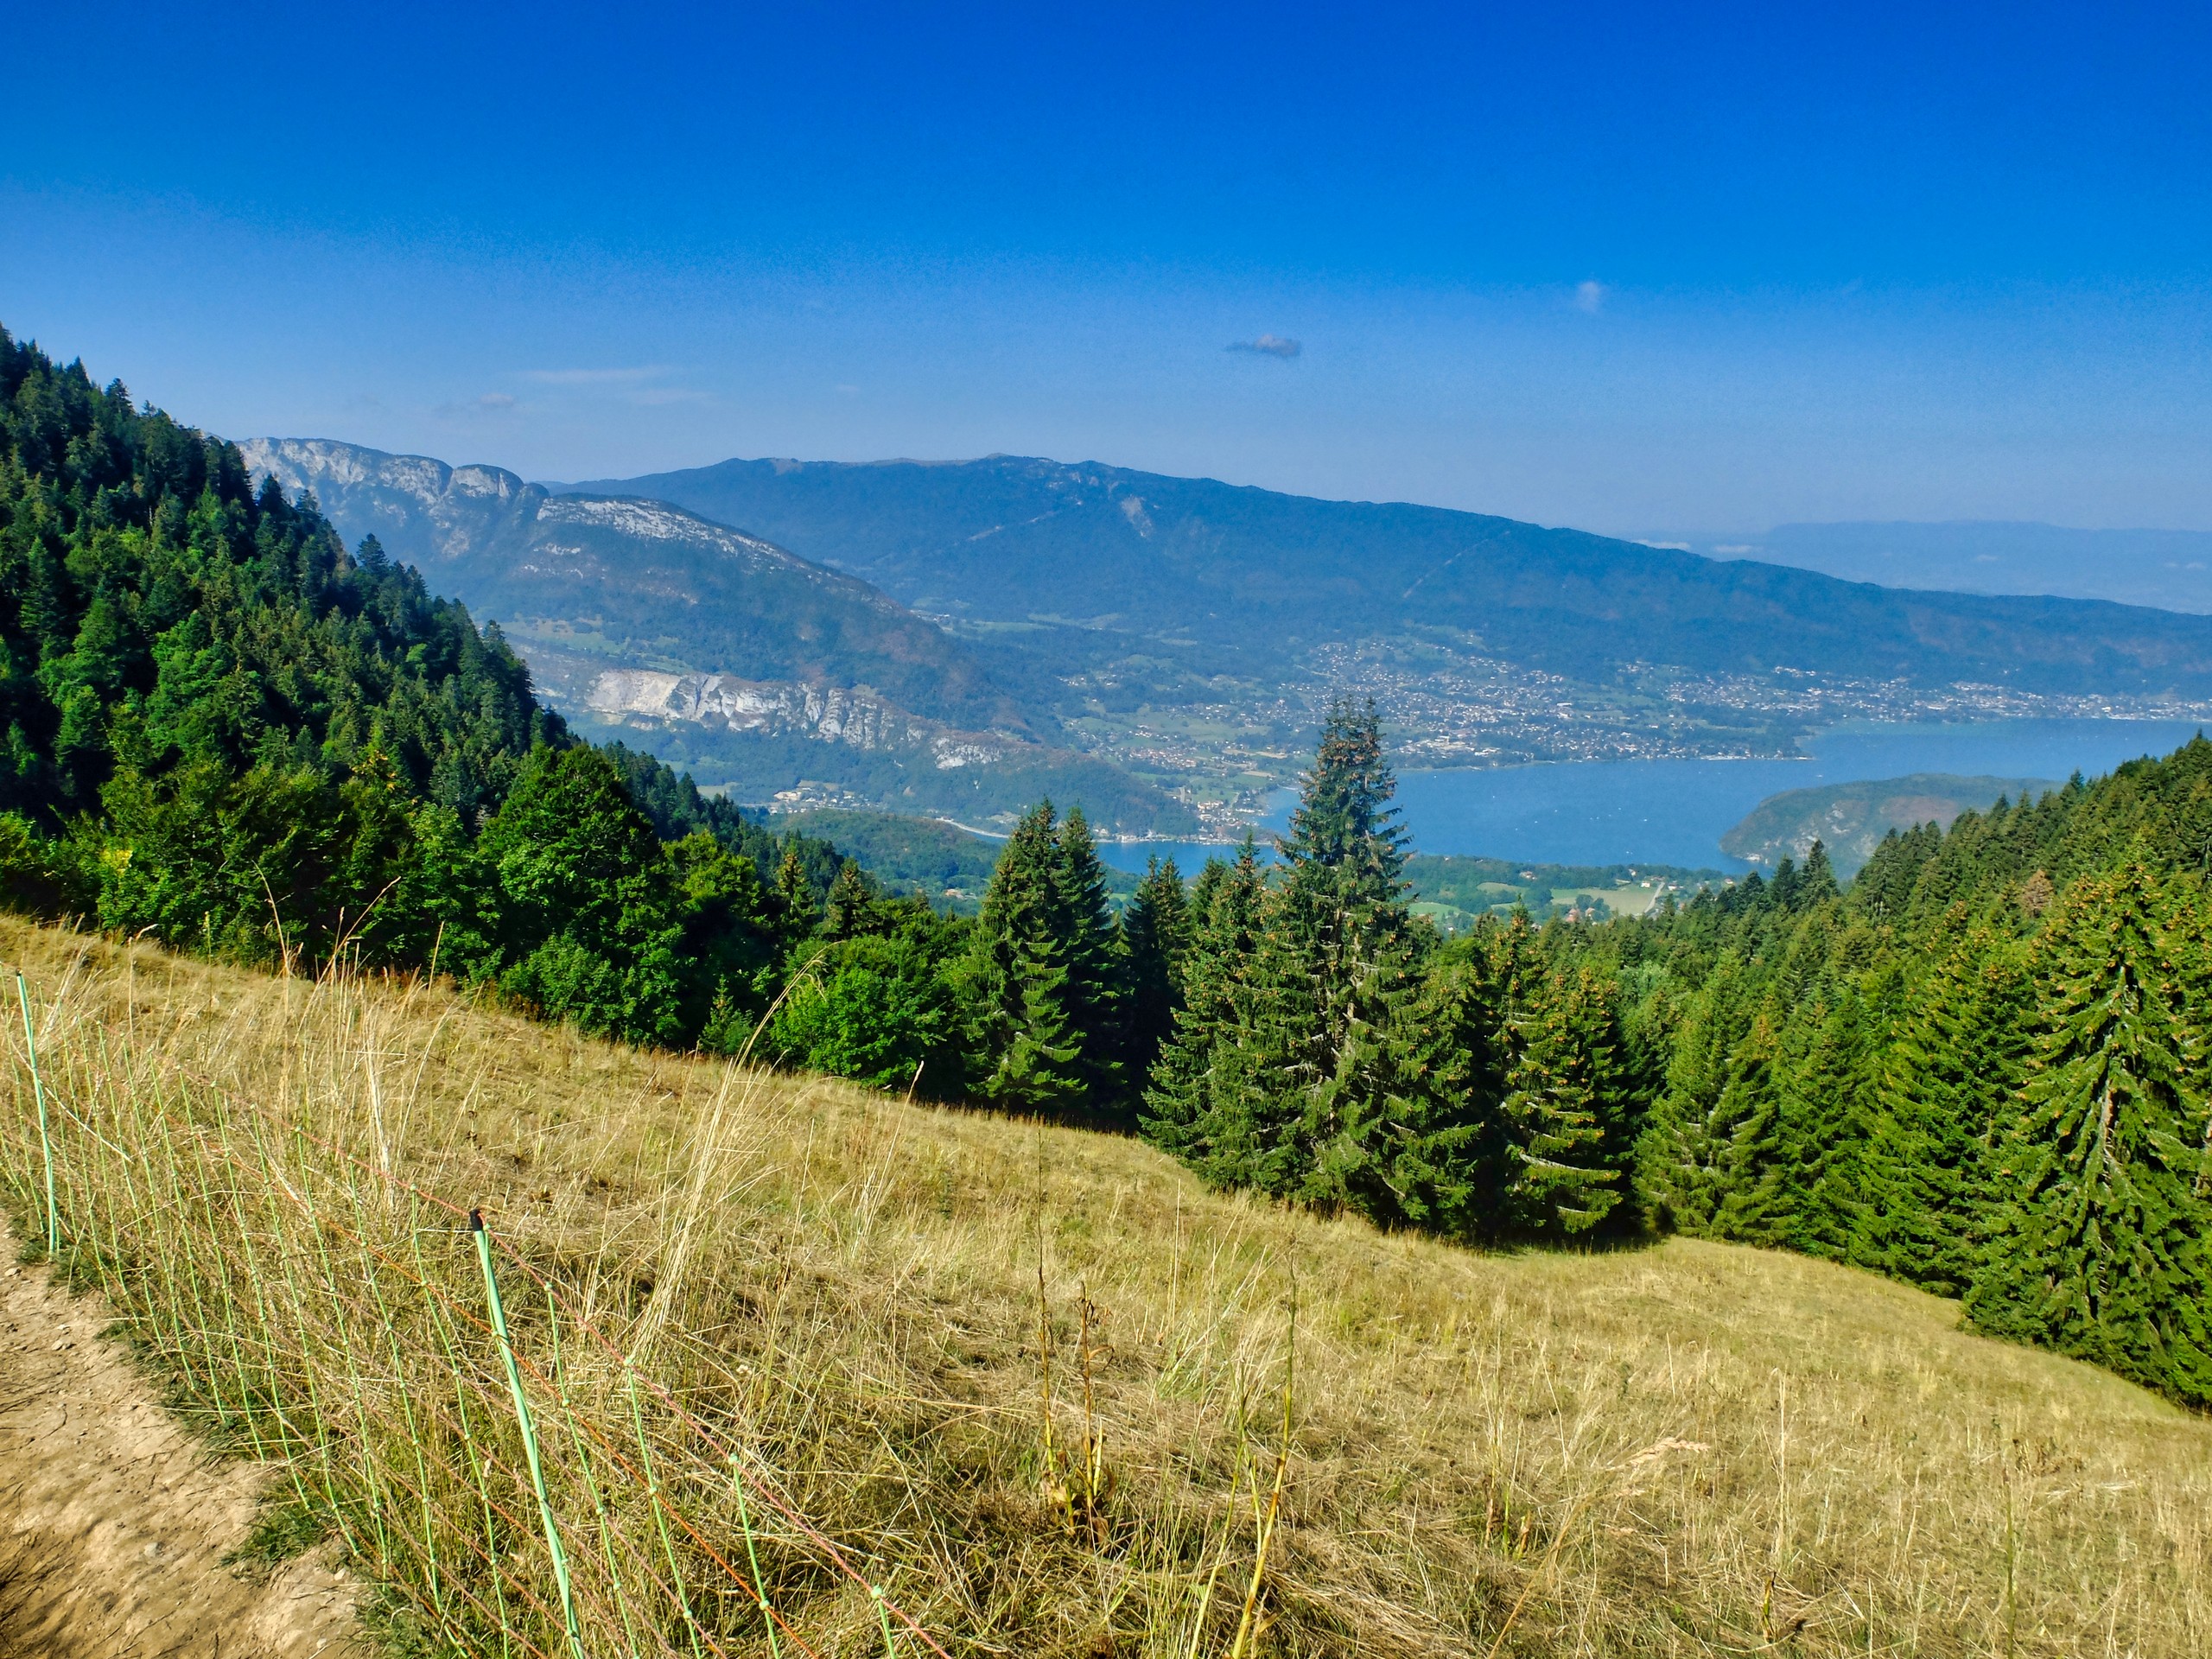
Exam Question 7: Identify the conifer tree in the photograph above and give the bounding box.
[773,847,820,948]
[1142,840,1266,1165]
[1120,855,1190,1091]
[1853,932,2024,1294]
[1636,954,1755,1232]
[1707,1008,1789,1241]
[960,801,1085,1115]
[1226,699,1422,1211]
[1498,960,1630,1235]
[1052,805,1128,1113]
[1370,941,1514,1236]
[1968,866,2212,1404]
[819,858,874,939]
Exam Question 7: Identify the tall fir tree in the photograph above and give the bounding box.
[1853,931,2025,1294]
[1498,960,1631,1236]
[1052,804,1129,1115]
[1142,839,1266,1166]
[1968,865,2212,1405]
[1636,953,1756,1233]
[960,801,1085,1116]
[1151,700,1425,1214]
[1120,855,1190,1092]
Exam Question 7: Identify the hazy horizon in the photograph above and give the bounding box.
[8,3,2209,536]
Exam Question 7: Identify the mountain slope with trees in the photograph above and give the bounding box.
[1136,699,2212,1408]
[243,439,1192,832]
[567,452,2212,696]
[16,329,2212,1417]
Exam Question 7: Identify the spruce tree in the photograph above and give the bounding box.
[1854,932,2024,1294]
[1636,954,1755,1232]
[1498,960,1630,1236]
[1120,855,1190,1092]
[1968,865,2212,1405]
[819,858,874,940]
[960,802,1085,1116]
[1052,805,1128,1114]
[1235,699,1422,1214]
[1142,839,1266,1166]
[773,847,820,948]
[1374,942,1514,1236]
[1707,1008,1789,1242]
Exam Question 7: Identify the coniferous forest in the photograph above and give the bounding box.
[8,328,2212,1411]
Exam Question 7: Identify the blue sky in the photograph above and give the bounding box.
[5,2,2209,532]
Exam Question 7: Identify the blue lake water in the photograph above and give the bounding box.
[1096,718,2208,875]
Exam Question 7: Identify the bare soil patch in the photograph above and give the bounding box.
[0,1232,364,1658]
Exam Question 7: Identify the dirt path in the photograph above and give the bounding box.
[0,1234,365,1658]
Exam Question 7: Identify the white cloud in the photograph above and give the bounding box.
[1575,280,1606,314]
[1227,334,1302,359]
[433,391,518,418]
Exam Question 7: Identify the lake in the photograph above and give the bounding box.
[1096,718,2209,875]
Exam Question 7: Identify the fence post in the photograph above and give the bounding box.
[16,974,55,1258]
[472,1208,586,1659]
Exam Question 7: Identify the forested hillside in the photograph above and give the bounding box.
[11,328,2212,1414]
[0,329,888,1049]
[1141,709,2212,1408]
[0,329,1188,1099]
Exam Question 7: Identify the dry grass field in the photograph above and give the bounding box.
[1,913,2207,1657]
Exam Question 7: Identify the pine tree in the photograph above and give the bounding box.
[1052,805,1128,1114]
[1853,931,2024,1294]
[1372,942,1514,1236]
[1499,960,1630,1236]
[1142,840,1266,1166]
[773,848,820,947]
[1636,954,1755,1232]
[1158,700,1423,1213]
[1120,855,1190,1092]
[819,857,874,940]
[960,802,1085,1116]
[1707,1008,1789,1241]
[1967,865,2212,1405]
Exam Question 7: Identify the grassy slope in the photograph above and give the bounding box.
[3,917,2208,1656]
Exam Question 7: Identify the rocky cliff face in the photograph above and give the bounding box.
[583,669,1011,769]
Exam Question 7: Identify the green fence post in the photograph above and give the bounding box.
[873,1583,899,1657]
[16,974,55,1258]
[472,1208,586,1659]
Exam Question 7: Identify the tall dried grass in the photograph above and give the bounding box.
[2,914,2208,1656]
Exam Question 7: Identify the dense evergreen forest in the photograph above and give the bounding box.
[6,327,2211,1411]
[1144,708,2212,1410]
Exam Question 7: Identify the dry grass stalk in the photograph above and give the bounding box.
[1,915,2209,1656]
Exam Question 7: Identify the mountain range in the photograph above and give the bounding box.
[241,440,1189,832]
[248,438,2212,836]
[1666,521,2212,614]
[565,455,2212,696]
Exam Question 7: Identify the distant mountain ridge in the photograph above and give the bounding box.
[242,440,1194,833]
[1677,521,2212,615]
[559,454,2212,696]
[242,439,1016,729]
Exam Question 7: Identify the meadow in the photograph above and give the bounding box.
[3,913,2208,1657]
